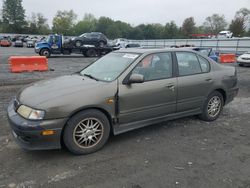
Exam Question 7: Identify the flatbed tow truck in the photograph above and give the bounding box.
[35,34,115,58]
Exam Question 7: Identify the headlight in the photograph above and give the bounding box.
[17,105,45,120]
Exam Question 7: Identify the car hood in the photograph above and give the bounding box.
[17,74,111,107]
[239,54,250,58]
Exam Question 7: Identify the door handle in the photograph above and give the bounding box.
[166,83,175,90]
[205,78,212,82]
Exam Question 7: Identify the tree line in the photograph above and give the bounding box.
[0,0,250,39]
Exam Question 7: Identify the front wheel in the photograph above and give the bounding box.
[40,49,51,58]
[75,40,82,47]
[199,91,224,122]
[63,110,110,155]
[98,41,105,48]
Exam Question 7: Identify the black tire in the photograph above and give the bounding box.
[85,49,98,57]
[40,49,51,58]
[75,40,82,47]
[63,110,110,155]
[199,91,224,122]
[238,63,244,67]
[98,41,105,48]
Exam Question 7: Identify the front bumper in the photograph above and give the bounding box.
[237,59,250,64]
[7,101,67,150]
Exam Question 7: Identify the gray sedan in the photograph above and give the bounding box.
[7,48,238,155]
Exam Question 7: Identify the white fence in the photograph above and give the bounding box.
[128,38,250,54]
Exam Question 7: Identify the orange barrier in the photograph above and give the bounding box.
[219,54,236,63]
[9,56,48,73]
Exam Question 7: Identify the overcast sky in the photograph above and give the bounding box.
[1,0,250,26]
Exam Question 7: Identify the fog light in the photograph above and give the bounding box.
[41,130,55,136]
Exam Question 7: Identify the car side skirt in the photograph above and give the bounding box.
[113,108,201,135]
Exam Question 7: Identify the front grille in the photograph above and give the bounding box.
[242,58,250,60]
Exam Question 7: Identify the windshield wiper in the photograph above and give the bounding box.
[83,74,99,81]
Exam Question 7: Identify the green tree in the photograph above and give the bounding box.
[0,10,3,32]
[73,13,97,35]
[229,17,244,37]
[163,21,180,39]
[95,17,114,36]
[25,13,50,34]
[52,10,77,35]
[2,0,26,33]
[128,26,144,39]
[26,13,38,34]
[181,17,196,37]
[230,8,250,37]
[203,14,227,34]
[36,13,50,34]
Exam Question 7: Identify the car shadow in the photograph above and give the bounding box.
[22,115,201,158]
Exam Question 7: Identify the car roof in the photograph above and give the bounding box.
[115,48,199,54]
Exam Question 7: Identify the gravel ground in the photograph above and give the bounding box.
[0,47,250,188]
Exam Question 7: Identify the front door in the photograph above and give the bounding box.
[118,52,177,124]
[50,35,61,54]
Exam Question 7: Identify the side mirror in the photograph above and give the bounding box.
[128,74,144,84]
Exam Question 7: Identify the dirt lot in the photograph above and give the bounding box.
[0,47,250,188]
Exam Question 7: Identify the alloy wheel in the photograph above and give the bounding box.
[73,118,104,148]
[207,96,221,117]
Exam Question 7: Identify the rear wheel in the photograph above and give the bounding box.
[85,49,99,57]
[63,110,110,155]
[40,49,50,58]
[199,91,224,121]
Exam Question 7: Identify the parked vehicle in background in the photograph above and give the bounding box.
[237,51,250,66]
[14,40,23,47]
[125,43,141,48]
[26,40,35,48]
[187,47,219,62]
[35,34,113,58]
[7,48,238,155]
[217,31,233,38]
[114,38,128,48]
[0,39,12,47]
[71,32,108,48]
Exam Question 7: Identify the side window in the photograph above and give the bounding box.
[91,34,99,38]
[132,52,172,81]
[197,55,210,73]
[176,52,202,76]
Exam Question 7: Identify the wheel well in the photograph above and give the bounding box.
[60,107,114,147]
[40,48,50,54]
[215,89,226,104]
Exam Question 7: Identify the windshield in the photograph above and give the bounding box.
[80,52,140,81]
[46,37,50,43]
[79,33,91,38]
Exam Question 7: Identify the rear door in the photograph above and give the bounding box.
[118,52,177,124]
[175,52,213,112]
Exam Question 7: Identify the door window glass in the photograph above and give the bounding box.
[176,52,202,76]
[132,53,172,81]
[197,55,210,72]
